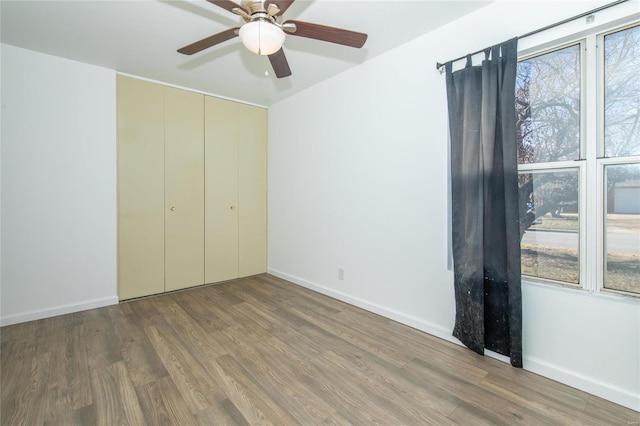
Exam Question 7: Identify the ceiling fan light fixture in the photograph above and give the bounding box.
[239,21,285,56]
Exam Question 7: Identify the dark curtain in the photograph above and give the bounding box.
[445,38,522,368]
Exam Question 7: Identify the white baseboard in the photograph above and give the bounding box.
[1,296,119,326]
[267,268,459,345]
[267,268,640,413]
[524,355,640,412]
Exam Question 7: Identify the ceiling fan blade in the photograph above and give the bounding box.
[177,27,240,55]
[268,48,292,78]
[265,0,295,16]
[206,0,247,14]
[284,20,367,48]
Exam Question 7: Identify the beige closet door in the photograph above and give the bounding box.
[164,87,205,291]
[205,96,239,283]
[238,104,267,277]
[117,76,165,300]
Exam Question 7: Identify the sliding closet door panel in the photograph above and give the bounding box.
[205,96,239,283]
[164,87,205,291]
[117,76,165,300]
[238,104,267,277]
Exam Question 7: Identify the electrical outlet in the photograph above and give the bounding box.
[338,267,344,281]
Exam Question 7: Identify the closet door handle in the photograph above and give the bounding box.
[230,206,236,210]
[170,206,176,211]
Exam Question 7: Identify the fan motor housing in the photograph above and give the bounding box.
[241,0,268,15]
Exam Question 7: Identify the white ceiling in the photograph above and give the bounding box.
[1,0,492,106]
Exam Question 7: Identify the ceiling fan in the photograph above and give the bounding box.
[177,0,368,78]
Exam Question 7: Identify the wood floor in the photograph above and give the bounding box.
[1,274,638,425]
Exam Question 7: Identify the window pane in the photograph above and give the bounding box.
[519,170,580,284]
[516,45,581,164]
[604,25,640,158]
[604,163,640,294]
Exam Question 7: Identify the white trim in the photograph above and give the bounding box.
[0,296,119,326]
[116,72,268,109]
[597,158,607,293]
[517,161,582,172]
[267,268,458,345]
[524,355,640,412]
[523,277,639,305]
[600,155,640,165]
[485,349,511,364]
[582,33,596,294]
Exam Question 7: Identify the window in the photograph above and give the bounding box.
[516,23,640,296]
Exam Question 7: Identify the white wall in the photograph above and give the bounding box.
[268,0,640,412]
[1,44,118,325]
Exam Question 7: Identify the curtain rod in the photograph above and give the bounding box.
[435,0,629,71]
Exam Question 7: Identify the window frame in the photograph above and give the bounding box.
[517,39,587,291]
[596,23,640,298]
[597,158,640,297]
[517,20,640,299]
[517,165,584,288]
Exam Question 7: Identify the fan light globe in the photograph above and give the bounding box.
[239,21,285,56]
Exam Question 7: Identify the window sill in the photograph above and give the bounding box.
[522,277,640,304]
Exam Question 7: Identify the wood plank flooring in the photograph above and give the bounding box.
[1,274,638,425]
